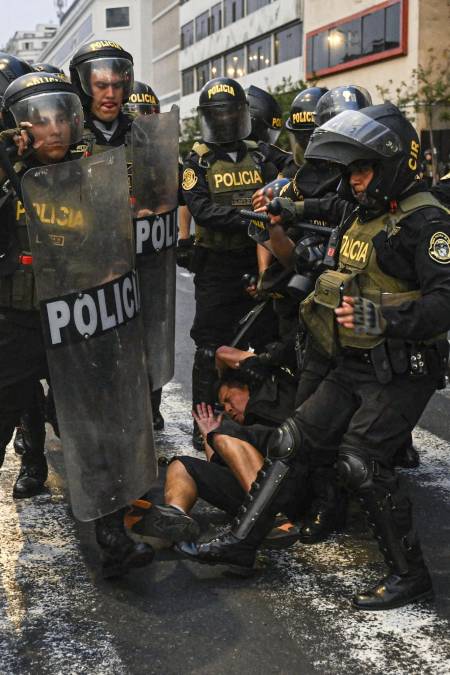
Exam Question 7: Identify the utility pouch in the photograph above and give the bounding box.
[386,339,409,375]
[314,270,356,308]
[370,341,393,384]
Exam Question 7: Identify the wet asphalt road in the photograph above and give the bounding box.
[1,268,450,674]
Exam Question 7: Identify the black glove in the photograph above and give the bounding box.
[176,235,195,270]
[353,297,387,335]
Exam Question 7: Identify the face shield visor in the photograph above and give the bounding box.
[198,101,251,144]
[10,91,85,148]
[124,102,160,118]
[306,110,401,165]
[76,57,134,101]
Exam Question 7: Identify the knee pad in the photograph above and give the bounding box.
[267,418,302,461]
[336,450,373,490]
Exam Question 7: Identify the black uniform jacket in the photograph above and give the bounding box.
[182,141,278,234]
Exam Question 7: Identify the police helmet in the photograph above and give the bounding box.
[2,72,84,147]
[285,87,328,133]
[34,63,65,75]
[315,85,372,127]
[123,80,160,117]
[305,103,420,205]
[245,85,283,145]
[0,52,34,96]
[197,77,251,144]
[69,40,134,108]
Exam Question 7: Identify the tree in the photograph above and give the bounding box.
[376,49,450,183]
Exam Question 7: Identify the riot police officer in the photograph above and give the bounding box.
[182,77,281,450]
[0,72,83,498]
[284,86,328,167]
[123,80,160,116]
[177,103,450,611]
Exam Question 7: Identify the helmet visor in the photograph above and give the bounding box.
[319,111,401,157]
[198,101,251,144]
[10,91,84,147]
[123,102,160,118]
[76,57,134,101]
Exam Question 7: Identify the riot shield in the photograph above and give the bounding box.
[22,146,157,522]
[135,210,177,391]
[132,108,180,391]
[132,106,179,214]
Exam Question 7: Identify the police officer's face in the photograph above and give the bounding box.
[90,68,124,121]
[31,108,71,163]
[218,383,249,424]
[349,163,374,194]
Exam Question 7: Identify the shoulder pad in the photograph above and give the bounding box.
[399,191,449,215]
[244,140,259,151]
[192,142,212,158]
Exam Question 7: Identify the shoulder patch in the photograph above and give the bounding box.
[429,231,450,264]
[182,167,198,191]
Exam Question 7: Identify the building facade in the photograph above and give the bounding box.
[5,24,58,65]
[152,1,181,109]
[179,0,303,118]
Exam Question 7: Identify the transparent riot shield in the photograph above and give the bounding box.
[132,106,179,214]
[132,108,179,391]
[22,146,157,522]
[135,210,177,391]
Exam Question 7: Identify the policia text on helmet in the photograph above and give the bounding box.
[197,76,251,146]
[70,41,134,122]
[123,80,160,118]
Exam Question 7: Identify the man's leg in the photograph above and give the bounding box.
[213,434,264,492]
[13,381,48,499]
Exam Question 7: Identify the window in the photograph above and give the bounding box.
[196,11,209,41]
[182,68,194,96]
[181,21,194,49]
[23,42,33,50]
[306,0,405,78]
[274,23,302,64]
[196,62,209,90]
[223,0,244,27]
[210,56,222,78]
[225,47,246,79]
[210,3,222,34]
[248,35,271,73]
[105,7,130,28]
[247,0,271,13]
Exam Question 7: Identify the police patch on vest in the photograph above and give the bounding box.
[41,270,140,349]
[182,168,198,190]
[135,210,178,256]
[429,231,450,264]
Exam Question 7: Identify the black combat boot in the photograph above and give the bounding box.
[176,456,292,573]
[393,443,420,469]
[129,504,201,544]
[298,467,347,543]
[353,475,432,610]
[13,427,25,455]
[151,388,165,431]
[95,507,155,579]
[192,346,217,451]
[13,406,48,499]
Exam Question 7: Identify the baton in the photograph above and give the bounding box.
[240,209,334,236]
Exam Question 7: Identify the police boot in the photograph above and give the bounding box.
[95,507,155,579]
[13,427,26,455]
[151,388,164,431]
[393,441,420,469]
[192,346,217,451]
[350,463,432,610]
[176,419,302,572]
[13,407,48,499]
[298,467,347,543]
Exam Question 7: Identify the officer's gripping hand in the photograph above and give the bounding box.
[252,187,273,211]
[176,235,195,270]
[335,296,387,335]
[266,418,302,462]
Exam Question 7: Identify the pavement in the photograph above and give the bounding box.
[0,268,449,675]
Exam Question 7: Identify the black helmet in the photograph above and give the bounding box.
[34,63,65,75]
[305,103,420,206]
[123,80,160,117]
[2,72,84,147]
[285,87,328,133]
[69,40,134,107]
[0,52,34,96]
[197,77,251,144]
[315,85,372,127]
[245,85,282,145]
